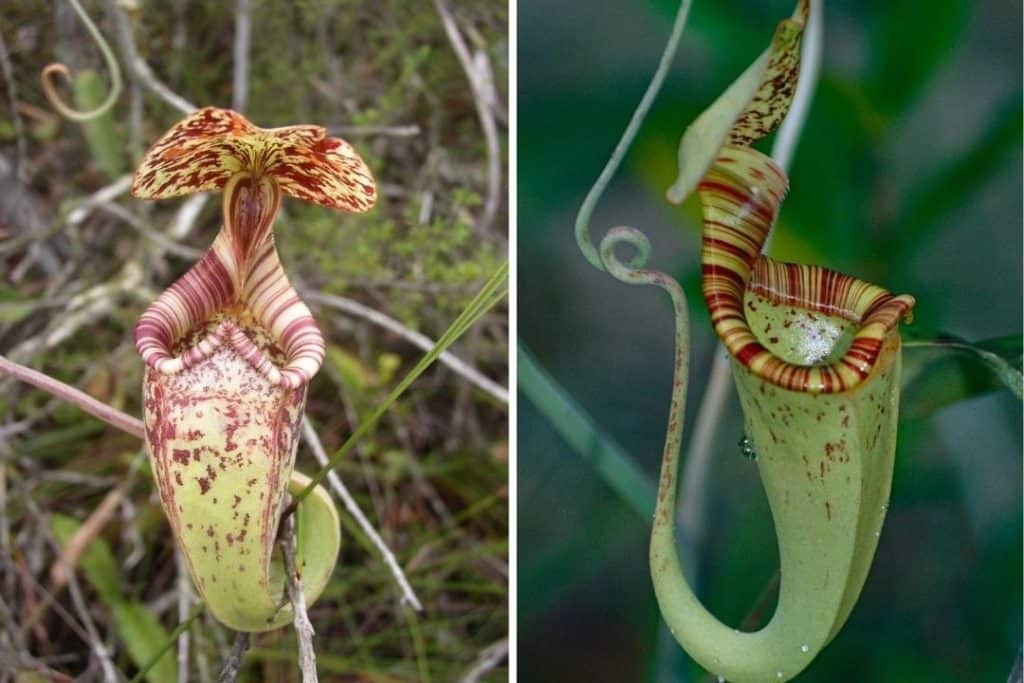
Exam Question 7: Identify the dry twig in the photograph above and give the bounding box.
[48,485,125,588]
[280,503,318,683]
[105,0,196,114]
[66,175,133,226]
[0,355,145,439]
[20,495,119,681]
[328,124,421,138]
[432,0,503,236]
[216,632,250,683]
[0,30,27,179]
[458,637,508,683]
[232,0,251,113]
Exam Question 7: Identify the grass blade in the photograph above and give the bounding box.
[518,344,656,521]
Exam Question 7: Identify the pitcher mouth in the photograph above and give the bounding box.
[716,255,915,393]
[135,234,325,390]
[698,145,915,394]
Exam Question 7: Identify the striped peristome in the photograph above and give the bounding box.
[134,232,325,391]
[131,106,370,392]
[698,145,914,393]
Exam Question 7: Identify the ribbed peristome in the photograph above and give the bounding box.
[698,145,915,393]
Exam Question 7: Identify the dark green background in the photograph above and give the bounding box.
[518,0,1022,681]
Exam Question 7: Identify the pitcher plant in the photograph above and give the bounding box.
[132,107,375,632]
[577,2,916,681]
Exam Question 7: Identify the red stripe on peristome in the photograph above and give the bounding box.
[733,341,764,367]
[709,311,746,327]
[264,294,302,331]
[703,219,765,250]
[703,236,757,263]
[278,317,320,350]
[699,180,777,224]
[706,297,744,320]
[849,337,882,355]
[839,356,870,380]
[701,264,746,289]
[818,367,834,393]
[698,180,754,208]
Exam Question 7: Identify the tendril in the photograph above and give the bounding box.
[574,0,695,500]
[573,0,693,271]
[598,226,651,275]
[599,225,690,516]
[41,0,123,122]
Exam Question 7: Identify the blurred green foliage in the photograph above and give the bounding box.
[519,0,1021,681]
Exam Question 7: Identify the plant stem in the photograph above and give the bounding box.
[0,354,144,439]
[40,0,123,122]
[231,0,251,113]
[280,504,318,683]
[105,0,196,114]
[216,632,251,683]
[433,0,502,235]
[1008,648,1022,683]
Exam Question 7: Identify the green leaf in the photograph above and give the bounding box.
[50,513,123,607]
[867,0,970,117]
[13,673,52,683]
[16,420,106,458]
[111,603,179,683]
[0,302,38,324]
[51,515,178,683]
[74,69,125,180]
[902,335,1023,418]
[0,286,40,324]
[325,344,373,398]
[127,605,203,683]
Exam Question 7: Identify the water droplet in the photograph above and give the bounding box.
[800,644,809,653]
[738,435,758,460]
[874,531,880,537]
[777,672,784,679]
[717,676,725,683]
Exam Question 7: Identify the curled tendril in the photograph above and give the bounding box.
[574,1,695,530]
[41,0,123,122]
[598,226,651,276]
